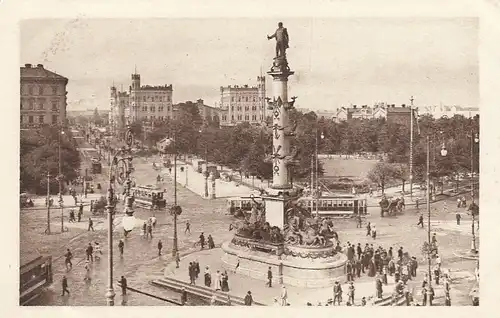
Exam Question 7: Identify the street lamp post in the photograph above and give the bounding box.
[470,132,479,253]
[46,172,51,234]
[170,130,182,258]
[198,128,209,198]
[59,129,65,233]
[426,136,447,306]
[315,130,324,217]
[105,124,135,306]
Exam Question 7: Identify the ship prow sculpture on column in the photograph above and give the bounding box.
[222,22,347,288]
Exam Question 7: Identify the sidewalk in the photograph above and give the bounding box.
[161,161,259,199]
[164,248,401,306]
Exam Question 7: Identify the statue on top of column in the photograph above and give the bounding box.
[267,22,289,59]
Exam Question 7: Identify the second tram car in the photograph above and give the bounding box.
[132,185,167,209]
[20,254,53,305]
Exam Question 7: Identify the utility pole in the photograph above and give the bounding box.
[46,172,51,234]
[410,96,414,200]
[426,136,432,306]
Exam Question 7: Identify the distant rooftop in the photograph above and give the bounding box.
[21,63,68,82]
[139,84,173,91]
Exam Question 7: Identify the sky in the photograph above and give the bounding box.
[20,18,479,111]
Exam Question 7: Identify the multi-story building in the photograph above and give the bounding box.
[109,87,129,135]
[20,63,68,129]
[173,99,221,123]
[110,73,174,130]
[419,104,479,118]
[386,104,416,126]
[219,76,266,126]
[128,73,173,123]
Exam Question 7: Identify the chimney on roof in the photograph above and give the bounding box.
[37,64,43,68]
[24,63,32,68]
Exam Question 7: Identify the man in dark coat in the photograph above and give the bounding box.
[157,240,163,256]
[62,276,70,296]
[118,239,124,257]
[199,232,205,249]
[356,243,362,260]
[86,243,94,262]
[88,217,94,231]
[267,266,273,287]
[417,214,424,228]
[120,276,127,295]
[376,278,383,298]
[244,291,253,305]
[333,281,342,305]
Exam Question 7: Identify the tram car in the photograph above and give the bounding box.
[297,195,368,217]
[131,185,167,209]
[227,196,263,217]
[20,254,53,305]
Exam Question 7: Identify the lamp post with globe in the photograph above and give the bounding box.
[469,132,479,254]
[425,136,447,306]
[105,123,136,306]
[315,130,324,216]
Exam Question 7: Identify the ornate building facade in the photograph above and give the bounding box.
[20,64,68,129]
[219,76,266,126]
[109,72,174,132]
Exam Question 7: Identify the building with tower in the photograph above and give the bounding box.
[219,76,266,126]
[20,63,68,129]
[109,72,174,133]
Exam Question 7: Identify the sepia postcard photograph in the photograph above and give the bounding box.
[3,0,500,315]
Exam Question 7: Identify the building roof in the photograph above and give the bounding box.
[20,64,68,82]
[387,107,411,113]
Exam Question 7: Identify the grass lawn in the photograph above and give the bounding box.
[321,158,378,181]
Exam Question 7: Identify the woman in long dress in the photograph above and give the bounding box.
[204,266,212,287]
[369,257,376,277]
[214,270,222,291]
[221,271,229,292]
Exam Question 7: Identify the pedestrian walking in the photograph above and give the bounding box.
[147,223,153,239]
[214,270,221,291]
[120,276,127,295]
[181,288,188,305]
[157,240,163,256]
[69,209,75,222]
[86,243,94,262]
[280,285,288,306]
[333,281,342,305]
[415,198,419,209]
[87,217,94,231]
[142,222,147,238]
[434,265,440,285]
[61,276,70,296]
[244,291,253,306]
[199,232,205,249]
[376,278,383,299]
[64,249,73,271]
[118,239,124,257]
[371,224,377,239]
[185,220,191,234]
[150,216,157,228]
[417,214,424,228]
[366,222,371,236]
[356,214,362,228]
[84,260,91,282]
[267,266,273,287]
[347,281,355,305]
[456,212,461,225]
[432,233,437,246]
[204,266,212,287]
[207,234,215,249]
[175,252,180,269]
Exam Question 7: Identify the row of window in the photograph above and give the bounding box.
[130,106,170,112]
[22,85,60,96]
[131,95,171,102]
[229,105,265,111]
[230,96,263,102]
[21,115,58,124]
[20,99,60,111]
[221,115,263,121]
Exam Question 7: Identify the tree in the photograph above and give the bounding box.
[391,163,409,193]
[367,162,395,194]
[20,127,81,194]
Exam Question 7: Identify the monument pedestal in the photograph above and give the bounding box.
[222,238,347,288]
